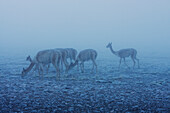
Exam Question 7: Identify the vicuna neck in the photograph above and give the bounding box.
[109,46,116,54]
[29,58,32,62]
[24,63,35,74]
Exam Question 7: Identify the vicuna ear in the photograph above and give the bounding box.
[111,42,112,45]
[23,68,25,71]
[26,56,29,60]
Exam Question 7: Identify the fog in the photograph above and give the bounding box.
[0,0,170,57]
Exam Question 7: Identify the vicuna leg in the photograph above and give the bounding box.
[52,62,60,80]
[39,64,44,78]
[56,62,60,79]
[80,63,82,72]
[33,64,39,75]
[82,62,85,73]
[80,62,84,73]
[91,63,94,73]
[46,64,50,74]
[92,60,97,73]
[119,58,122,69]
[131,56,136,69]
[123,58,130,69]
[77,63,79,71]
[63,57,69,73]
[37,65,41,76]
[133,54,140,69]
[135,58,140,68]
[60,59,63,72]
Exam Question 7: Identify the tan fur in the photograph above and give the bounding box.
[69,49,97,73]
[22,49,61,79]
[54,48,69,73]
[106,42,140,69]
[65,48,77,63]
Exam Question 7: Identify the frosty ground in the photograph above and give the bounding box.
[0,56,169,112]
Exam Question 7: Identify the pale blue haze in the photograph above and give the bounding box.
[0,0,170,57]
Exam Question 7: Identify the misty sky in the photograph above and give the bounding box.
[0,0,170,57]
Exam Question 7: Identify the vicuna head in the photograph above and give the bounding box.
[26,56,31,61]
[21,68,26,76]
[67,60,78,71]
[106,42,112,48]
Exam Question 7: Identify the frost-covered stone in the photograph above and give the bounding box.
[0,57,169,112]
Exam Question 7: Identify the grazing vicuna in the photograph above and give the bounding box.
[65,48,77,63]
[26,55,50,74]
[68,49,97,73]
[22,63,35,76]
[106,42,140,69]
[25,48,70,74]
[22,49,61,79]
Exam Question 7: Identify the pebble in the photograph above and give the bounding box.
[0,58,169,112]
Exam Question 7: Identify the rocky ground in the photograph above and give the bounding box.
[0,56,170,112]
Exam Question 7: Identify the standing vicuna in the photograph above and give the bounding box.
[68,49,97,73]
[22,49,62,79]
[106,42,140,69]
[54,48,69,72]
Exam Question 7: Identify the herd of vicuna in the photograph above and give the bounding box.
[22,43,140,79]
